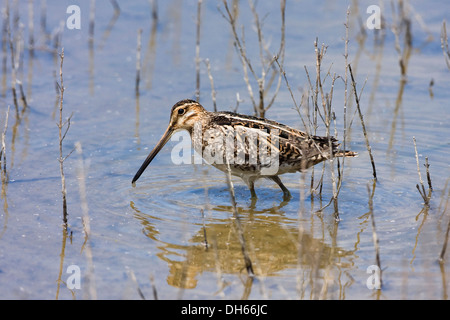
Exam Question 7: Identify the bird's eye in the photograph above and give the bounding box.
[178,108,185,115]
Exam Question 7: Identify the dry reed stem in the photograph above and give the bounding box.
[220,0,285,118]
[220,0,257,115]
[232,92,243,112]
[274,56,308,130]
[0,106,9,241]
[307,39,348,215]
[413,137,424,187]
[412,137,431,205]
[314,40,328,119]
[323,71,340,221]
[58,48,68,226]
[0,106,9,176]
[303,52,330,203]
[57,48,73,228]
[277,36,348,217]
[424,157,432,191]
[341,7,350,181]
[349,64,376,180]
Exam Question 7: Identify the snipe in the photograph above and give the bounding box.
[132,99,357,200]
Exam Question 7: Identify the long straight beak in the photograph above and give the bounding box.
[132,125,175,184]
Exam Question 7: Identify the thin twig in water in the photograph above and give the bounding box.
[0,106,9,176]
[413,137,425,188]
[349,64,376,180]
[220,0,285,118]
[413,136,431,205]
[57,48,73,229]
[274,56,308,131]
[425,157,432,191]
[0,109,9,242]
[339,6,350,196]
[233,92,243,113]
[220,0,257,112]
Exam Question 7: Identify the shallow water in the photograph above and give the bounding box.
[0,0,449,300]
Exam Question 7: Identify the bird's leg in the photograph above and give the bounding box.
[270,176,291,200]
